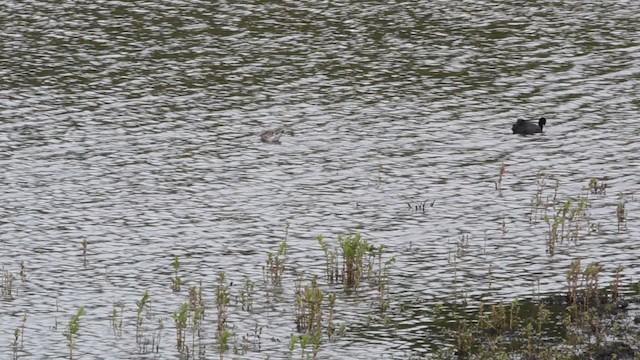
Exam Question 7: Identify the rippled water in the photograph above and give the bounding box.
[2,0,640,358]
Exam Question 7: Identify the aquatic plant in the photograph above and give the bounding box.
[588,177,607,194]
[1,267,15,299]
[327,293,336,339]
[109,302,124,337]
[295,276,324,333]
[188,283,205,357]
[239,278,254,311]
[287,334,298,355]
[406,199,435,213]
[218,328,232,358]
[375,246,396,312]
[135,290,149,344]
[12,312,26,357]
[317,235,338,284]
[151,318,164,353]
[530,172,550,223]
[171,303,188,353]
[13,328,20,357]
[216,272,230,332]
[496,162,506,191]
[567,259,581,308]
[611,265,623,303]
[266,241,288,286]
[19,261,26,282]
[338,234,370,288]
[170,256,181,292]
[81,238,88,267]
[63,307,85,360]
[616,193,627,231]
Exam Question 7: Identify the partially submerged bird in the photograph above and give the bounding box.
[260,127,284,144]
[512,117,546,135]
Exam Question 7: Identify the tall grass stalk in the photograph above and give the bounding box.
[63,307,85,360]
[136,290,149,344]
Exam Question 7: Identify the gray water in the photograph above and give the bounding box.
[1,0,640,359]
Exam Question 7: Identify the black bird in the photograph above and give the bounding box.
[512,117,546,135]
[260,127,284,144]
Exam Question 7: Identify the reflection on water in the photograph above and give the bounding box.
[1,0,639,358]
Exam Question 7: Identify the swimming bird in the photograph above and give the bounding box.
[512,117,546,135]
[260,127,284,144]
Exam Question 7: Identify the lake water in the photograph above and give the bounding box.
[1,0,639,359]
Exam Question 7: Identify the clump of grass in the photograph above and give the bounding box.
[1,267,15,299]
[567,259,581,308]
[530,172,551,222]
[170,256,181,292]
[188,282,204,311]
[266,241,287,286]
[172,303,188,354]
[588,177,607,194]
[287,334,298,357]
[63,307,85,360]
[318,234,394,293]
[216,272,230,332]
[317,235,338,284]
[295,276,324,333]
[327,293,336,339]
[239,278,254,311]
[242,323,263,352]
[218,328,232,358]
[374,245,396,311]
[188,282,206,358]
[545,192,591,253]
[583,262,603,309]
[611,265,623,304]
[152,318,164,354]
[338,234,370,288]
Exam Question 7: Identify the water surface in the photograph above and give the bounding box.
[1,0,639,358]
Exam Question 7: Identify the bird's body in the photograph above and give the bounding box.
[512,117,546,135]
[260,127,284,144]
